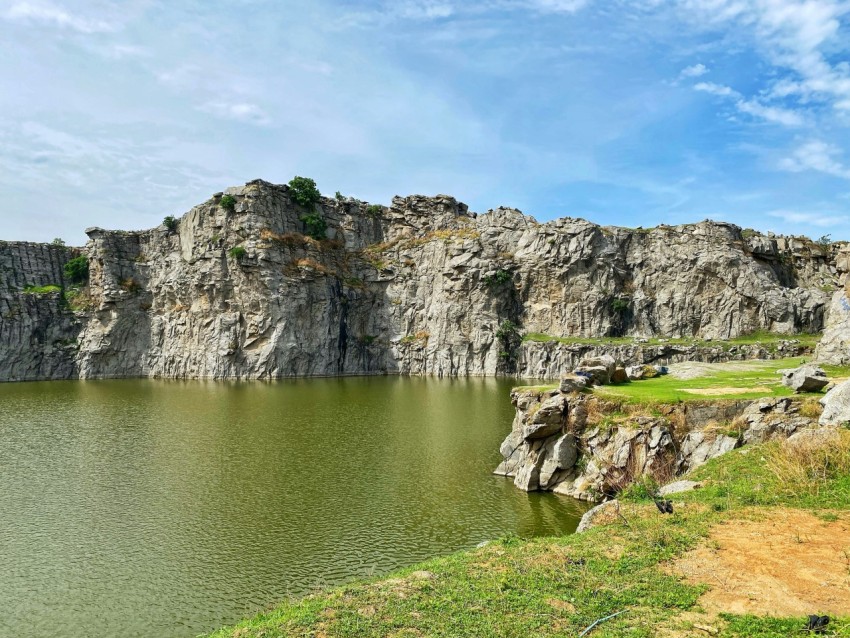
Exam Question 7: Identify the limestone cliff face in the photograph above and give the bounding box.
[0,179,840,381]
[0,242,82,381]
[815,246,850,365]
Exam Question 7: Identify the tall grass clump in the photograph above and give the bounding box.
[763,429,850,497]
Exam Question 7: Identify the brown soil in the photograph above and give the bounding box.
[680,386,773,396]
[672,509,850,616]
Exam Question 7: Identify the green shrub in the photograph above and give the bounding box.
[611,298,630,314]
[300,212,327,240]
[228,246,247,259]
[335,191,344,201]
[483,269,512,287]
[63,256,89,284]
[51,238,66,247]
[365,204,382,218]
[288,176,321,209]
[817,234,832,247]
[163,215,178,231]
[220,195,237,213]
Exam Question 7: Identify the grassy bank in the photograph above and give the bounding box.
[522,331,822,351]
[518,357,850,403]
[205,430,850,638]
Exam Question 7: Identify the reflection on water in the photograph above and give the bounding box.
[0,377,587,638]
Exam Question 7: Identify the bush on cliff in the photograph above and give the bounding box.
[163,215,178,232]
[219,195,237,213]
[288,176,321,209]
[300,212,327,240]
[63,256,89,284]
[228,246,246,260]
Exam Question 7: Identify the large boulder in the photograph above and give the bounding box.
[539,433,579,488]
[522,394,568,440]
[574,355,617,385]
[576,499,620,533]
[820,379,850,426]
[559,375,587,393]
[781,365,829,393]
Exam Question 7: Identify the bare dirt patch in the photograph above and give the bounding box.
[672,509,850,616]
[679,386,773,396]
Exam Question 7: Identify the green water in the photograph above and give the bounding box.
[0,377,586,638]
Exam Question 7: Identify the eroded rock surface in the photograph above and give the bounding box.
[0,180,841,381]
[496,387,821,500]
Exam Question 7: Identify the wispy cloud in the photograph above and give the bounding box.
[199,101,272,126]
[680,63,708,78]
[694,81,804,126]
[779,140,850,179]
[768,209,846,227]
[3,1,114,32]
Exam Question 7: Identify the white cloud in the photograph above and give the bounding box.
[4,1,114,32]
[523,0,590,13]
[694,81,804,125]
[680,63,709,77]
[779,140,850,179]
[735,98,804,126]
[199,102,272,126]
[768,209,846,227]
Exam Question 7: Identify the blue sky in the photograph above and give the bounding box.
[2,0,850,244]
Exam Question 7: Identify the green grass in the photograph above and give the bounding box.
[22,284,61,294]
[204,431,850,638]
[592,357,850,403]
[523,331,822,350]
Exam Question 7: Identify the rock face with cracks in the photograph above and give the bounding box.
[495,388,822,501]
[0,180,841,381]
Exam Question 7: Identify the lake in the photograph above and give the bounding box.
[0,377,586,637]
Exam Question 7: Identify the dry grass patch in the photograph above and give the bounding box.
[764,429,850,497]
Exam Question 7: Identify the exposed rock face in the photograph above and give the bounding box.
[0,180,840,381]
[816,246,850,365]
[496,388,819,501]
[820,380,850,426]
[0,242,82,381]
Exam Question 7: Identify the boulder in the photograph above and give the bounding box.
[559,375,587,393]
[539,433,579,487]
[522,394,568,440]
[611,366,629,383]
[574,355,616,385]
[658,480,701,496]
[781,365,829,393]
[820,379,850,426]
[625,365,646,380]
[576,499,620,533]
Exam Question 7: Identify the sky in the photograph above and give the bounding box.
[2,0,850,245]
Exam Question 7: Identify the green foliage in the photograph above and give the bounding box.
[51,238,66,247]
[365,204,382,218]
[163,215,179,231]
[483,269,512,287]
[817,234,832,247]
[228,245,247,259]
[288,176,321,209]
[610,297,630,314]
[335,191,344,201]
[63,255,89,284]
[300,212,327,240]
[219,195,237,213]
[495,320,522,368]
[23,284,62,294]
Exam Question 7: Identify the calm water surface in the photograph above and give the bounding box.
[0,377,586,638]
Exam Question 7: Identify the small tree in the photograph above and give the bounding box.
[51,238,66,247]
[365,204,382,218]
[288,176,321,209]
[300,212,327,240]
[220,195,237,213]
[64,256,89,284]
[817,234,832,247]
[163,216,178,232]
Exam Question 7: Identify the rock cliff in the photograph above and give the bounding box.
[495,389,818,500]
[815,246,850,365]
[0,179,841,381]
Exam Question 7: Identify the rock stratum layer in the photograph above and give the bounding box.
[0,179,844,381]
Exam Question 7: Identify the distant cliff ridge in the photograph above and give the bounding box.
[1,179,846,381]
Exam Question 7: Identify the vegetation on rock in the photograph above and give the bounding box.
[219,195,236,213]
[63,255,89,284]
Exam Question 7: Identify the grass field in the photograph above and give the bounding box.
[522,331,822,351]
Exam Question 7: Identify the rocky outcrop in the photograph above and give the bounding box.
[495,388,820,501]
[0,179,840,381]
[820,380,850,426]
[816,246,850,365]
[0,241,82,381]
